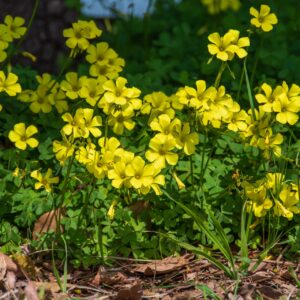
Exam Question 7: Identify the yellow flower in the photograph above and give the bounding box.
[0,24,12,49]
[81,108,102,138]
[4,15,27,39]
[273,94,300,125]
[108,110,135,135]
[141,92,175,123]
[48,88,68,114]
[208,31,235,61]
[257,130,283,159]
[0,71,22,96]
[8,123,38,150]
[149,114,181,139]
[86,42,117,65]
[60,73,87,100]
[108,161,130,189]
[63,20,102,52]
[174,123,199,155]
[31,168,59,193]
[266,172,285,194]
[140,166,165,195]
[208,30,249,61]
[126,156,154,189]
[145,135,178,169]
[102,77,141,106]
[226,108,250,132]
[75,142,96,165]
[176,80,210,109]
[243,181,273,217]
[29,87,53,113]
[79,77,105,106]
[53,137,74,165]
[250,5,278,32]
[226,29,250,59]
[61,109,86,139]
[274,184,300,220]
[201,0,241,15]
[255,83,283,112]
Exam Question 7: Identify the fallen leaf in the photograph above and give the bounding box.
[0,253,6,280]
[6,270,17,290]
[250,271,272,282]
[238,283,256,300]
[115,283,142,300]
[33,209,63,239]
[25,281,40,300]
[257,285,283,299]
[134,254,192,276]
[0,252,18,273]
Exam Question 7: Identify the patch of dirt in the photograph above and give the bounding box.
[0,251,299,299]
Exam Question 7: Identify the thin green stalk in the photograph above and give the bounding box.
[189,155,195,188]
[214,61,226,88]
[48,55,72,93]
[236,65,245,103]
[243,60,256,121]
[250,36,264,87]
[199,130,207,189]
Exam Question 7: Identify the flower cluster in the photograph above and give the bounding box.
[63,20,102,56]
[0,15,26,62]
[74,136,165,195]
[255,82,300,125]
[18,73,68,113]
[176,80,240,129]
[86,42,125,78]
[242,173,299,220]
[201,0,241,15]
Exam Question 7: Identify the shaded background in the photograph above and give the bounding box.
[0,0,299,91]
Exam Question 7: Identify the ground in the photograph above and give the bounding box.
[1,251,299,299]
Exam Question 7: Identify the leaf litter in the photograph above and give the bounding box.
[0,250,299,299]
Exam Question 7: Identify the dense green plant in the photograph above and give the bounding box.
[0,0,299,273]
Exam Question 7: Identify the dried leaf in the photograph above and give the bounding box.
[115,283,142,300]
[250,271,272,282]
[25,281,40,300]
[0,253,6,281]
[134,255,192,276]
[6,271,17,290]
[257,285,283,299]
[33,209,64,239]
[0,252,18,272]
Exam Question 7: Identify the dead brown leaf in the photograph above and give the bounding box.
[257,285,283,299]
[134,254,193,276]
[250,271,273,283]
[33,209,63,239]
[115,283,142,300]
[24,281,40,300]
[6,271,17,290]
[0,252,18,273]
[0,253,6,281]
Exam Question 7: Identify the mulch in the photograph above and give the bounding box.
[1,251,299,299]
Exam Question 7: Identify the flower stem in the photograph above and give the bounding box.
[214,61,226,88]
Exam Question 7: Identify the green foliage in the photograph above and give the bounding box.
[0,0,300,270]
